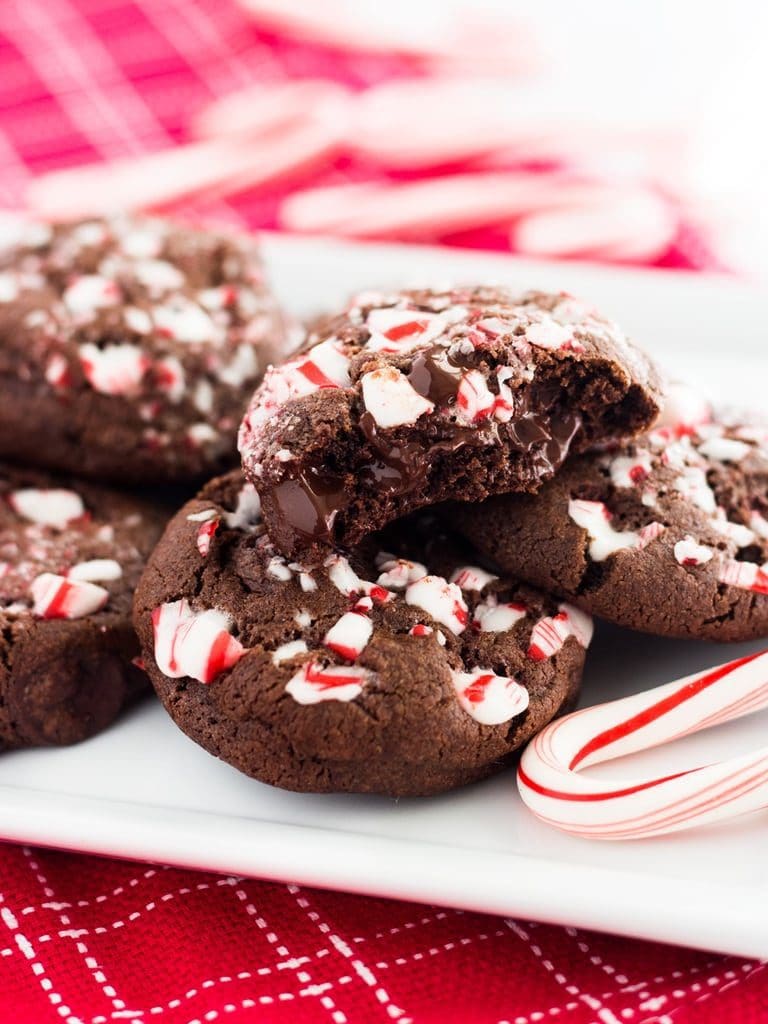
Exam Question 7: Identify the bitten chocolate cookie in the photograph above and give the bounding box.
[450,409,768,641]
[133,471,593,796]
[0,464,165,750]
[238,286,661,558]
[0,215,289,483]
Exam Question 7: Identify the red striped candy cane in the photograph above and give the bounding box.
[518,650,768,839]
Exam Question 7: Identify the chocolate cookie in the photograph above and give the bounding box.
[450,411,768,641]
[0,215,289,483]
[133,471,592,796]
[0,464,165,750]
[238,286,662,558]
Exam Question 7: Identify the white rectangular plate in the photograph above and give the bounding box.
[2,235,767,959]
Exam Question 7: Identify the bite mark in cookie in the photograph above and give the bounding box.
[238,286,662,557]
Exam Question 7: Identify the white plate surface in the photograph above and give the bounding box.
[1,235,767,959]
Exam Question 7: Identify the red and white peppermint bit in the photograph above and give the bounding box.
[325,554,391,604]
[409,624,433,637]
[154,355,186,402]
[186,423,219,449]
[697,436,751,463]
[375,554,428,590]
[63,274,120,317]
[132,258,184,294]
[272,639,309,665]
[153,297,221,344]
[219,344,259,388]
[365,307,450,353]
[196,519,220,556]
[528,604,593,662]
[45,353,71,390]
[451,668,529,726]
[405,575,468,634]
[568,499,639,561]
[518,649,768,839]
[239,340,350,439]
[323,611,373,661]
[750,510,768,539]
[67,558,122,582]
[473,599,527,633]
[79,343,150,396]
[450,565,498,592]
[31,573,108,620]
[292,339,351,390]
[455,369,495,423]
[718,560,768,594]
[656,381,712,438]
[492,366,516,422]
[361,366,434,429]
[673,466,716,514]
[124,306,152,335]
[285,660,371,705]
[266,556,292,582]
[224,483,262,531]
[524,320,573,351]
[186,507,219,524]
[636,521,665,549]
[674,536,714,567]
[0,272,19,303]
[710,516,755,548]
[151,599,247,685]
[609,450,653,489]
[9,488,85,529]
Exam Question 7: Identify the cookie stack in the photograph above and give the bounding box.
[0,216,289,750]
[8,220,766,796]
[134,286,671,796]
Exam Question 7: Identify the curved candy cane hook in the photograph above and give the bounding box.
[518,649,768,839]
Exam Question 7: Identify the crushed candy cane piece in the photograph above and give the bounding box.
[528,604,593,661]
[151,598,247,684]
[451,668,529,726]
[31,573,108,619]
[286,660,371,704]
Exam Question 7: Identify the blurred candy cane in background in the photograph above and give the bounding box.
[21,0,768,273]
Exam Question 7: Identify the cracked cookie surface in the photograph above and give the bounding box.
[0,215,289,484]
[238,286,661,558]
[0,463,165,749]
[133,470,592,796]
[450,414,768,641]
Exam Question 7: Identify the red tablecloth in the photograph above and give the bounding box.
[0,2,765,1022]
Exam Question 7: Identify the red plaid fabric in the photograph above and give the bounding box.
[0,2,764,1021]
[1,845,766,1024]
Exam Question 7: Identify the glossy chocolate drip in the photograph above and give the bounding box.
[360,411,478,496]
[267,367,584,552]
[408,350,462,406]
[265,469,348,546]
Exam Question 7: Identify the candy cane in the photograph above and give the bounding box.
[517,649,768,839]
[26,116,343,220]
[279,173,624,238]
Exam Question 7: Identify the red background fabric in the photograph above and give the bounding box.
[0,2,764,1021]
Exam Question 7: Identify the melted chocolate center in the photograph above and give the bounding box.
[408,350,462,406]
[265,469,348,547]
[267,366,584,549]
